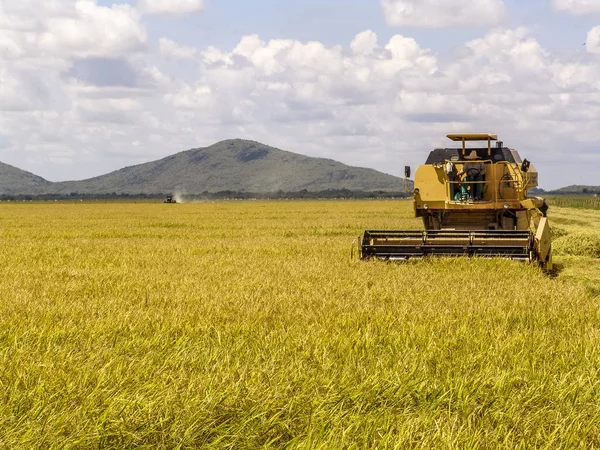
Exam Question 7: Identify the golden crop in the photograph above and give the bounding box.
[1,200,599,448]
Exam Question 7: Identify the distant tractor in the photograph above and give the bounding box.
[164,195,177,204]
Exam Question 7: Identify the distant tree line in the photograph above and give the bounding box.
[543,189,600,196]
[0,189,412,202]
[2,187,598,202]
[187,189,409,200]
[526,188,600,196]
[0,193,161,201]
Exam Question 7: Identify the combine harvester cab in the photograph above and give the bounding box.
[360,134,552,270]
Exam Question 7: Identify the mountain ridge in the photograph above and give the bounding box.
[552,185,600,194]
[1,139,408,195]
[0,162,52,195]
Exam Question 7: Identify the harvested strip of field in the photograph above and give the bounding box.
[0,201,599,448]
[550,206,600,298]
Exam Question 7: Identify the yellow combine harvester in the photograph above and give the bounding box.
[359,133,552,270]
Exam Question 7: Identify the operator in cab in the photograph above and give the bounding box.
[458,150,486,200]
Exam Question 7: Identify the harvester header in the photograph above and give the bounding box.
[359,133,552,270]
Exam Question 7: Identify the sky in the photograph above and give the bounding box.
[1,0,600,189]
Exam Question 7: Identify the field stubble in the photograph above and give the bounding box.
[1,200,600,448]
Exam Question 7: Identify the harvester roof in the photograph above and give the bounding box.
[445,133,499,156]
[447,133,498,142]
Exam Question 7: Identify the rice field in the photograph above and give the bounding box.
[1,200,600,448]
[547,195,600,210]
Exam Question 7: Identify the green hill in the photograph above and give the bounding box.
[48,139,406,195]
[551,185,600,194]
[0,162,52,195]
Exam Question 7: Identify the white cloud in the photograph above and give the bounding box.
[39,2,146,58]
[0,0,146,62]
[159,38,197,60]
[0,68,36,111]
[350,30,378,56]
[137,0,206,15]
[385,35,437,72]
[202,46,233,65]
[587,26,600,53]
[552,0,600,15]
[381,0,507,27]
[464,28,548,73]
[0,0,76,31]
[163,84,214,111]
